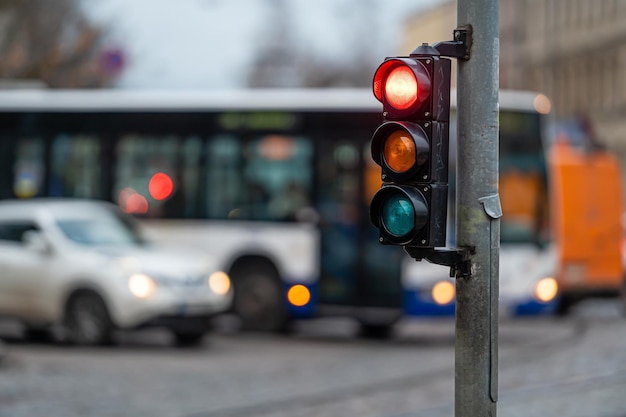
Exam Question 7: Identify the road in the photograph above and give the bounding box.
[0,301,624,417]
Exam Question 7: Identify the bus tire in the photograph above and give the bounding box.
[359,323,394,339]
[621,278,626,317]
[231,262,288,333]
[556,294,576,316]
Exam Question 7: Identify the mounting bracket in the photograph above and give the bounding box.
[403,247,472,279]
[432,25,473,61]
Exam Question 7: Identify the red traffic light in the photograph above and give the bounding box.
[373,58,432,118]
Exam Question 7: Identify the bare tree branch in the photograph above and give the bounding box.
[0,0,117,88]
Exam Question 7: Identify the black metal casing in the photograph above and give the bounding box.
[369,52,452,249]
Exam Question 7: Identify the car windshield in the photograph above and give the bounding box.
[56,212,144,246]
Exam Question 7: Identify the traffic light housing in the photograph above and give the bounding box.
[369,47,452,249]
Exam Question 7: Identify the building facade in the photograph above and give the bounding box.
[402,0,626,156]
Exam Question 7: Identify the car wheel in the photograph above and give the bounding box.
[232,264,288,332]
[64,291,112,346]
[173,330,206,347]
[23,326,53,344]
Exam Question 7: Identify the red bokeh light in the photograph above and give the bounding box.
[126,193,149,214]
[118,187,149,215]
[149,172,174,201]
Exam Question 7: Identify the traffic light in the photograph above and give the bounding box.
[369,46,452,248]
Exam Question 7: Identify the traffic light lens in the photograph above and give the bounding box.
[384,66,418,110]
[381,194,415,237]
[384,130,416,173]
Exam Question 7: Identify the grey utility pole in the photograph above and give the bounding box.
[455,0,500,416]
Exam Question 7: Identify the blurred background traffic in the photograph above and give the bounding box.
[0,0,623,335]
[0,1,624,415]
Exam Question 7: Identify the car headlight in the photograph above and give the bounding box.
[533,277,558,303]
[208,271,231,295]
[432,280,455,305]
[128,273,157,299]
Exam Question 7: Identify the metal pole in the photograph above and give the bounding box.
[455,0,500,416]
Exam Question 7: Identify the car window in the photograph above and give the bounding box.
[0,222,40,243]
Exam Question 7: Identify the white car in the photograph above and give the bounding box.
[0,199,233,346]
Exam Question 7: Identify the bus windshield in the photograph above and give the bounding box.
[114,131,313,221]
[448,108,549,246]
[499,110,548,244]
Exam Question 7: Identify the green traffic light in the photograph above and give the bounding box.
[381,193,415,237]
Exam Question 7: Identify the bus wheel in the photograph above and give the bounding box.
[359,323,394,339]
[621,279,626,317]
[232,264,288,332]
[556,294,575,316]
[64,291,113,346]
[357,309,400,339]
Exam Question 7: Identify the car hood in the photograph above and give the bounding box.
[94,244,217,276]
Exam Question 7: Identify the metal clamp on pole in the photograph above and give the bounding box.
[432,26,473,61]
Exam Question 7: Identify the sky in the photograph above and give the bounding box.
[84,0,442,89]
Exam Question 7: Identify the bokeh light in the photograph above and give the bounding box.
[149,172,174,201]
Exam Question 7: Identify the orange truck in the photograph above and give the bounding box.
[549,139,625,313]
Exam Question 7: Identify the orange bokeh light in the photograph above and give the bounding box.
[287,284,311,307]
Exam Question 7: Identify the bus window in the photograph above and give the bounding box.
[363,148,382,204]
[205,135,243,219]
[14,138,44,199]
[317,141,361,305]
[318,142,360,227]
[211,134,313,222]
[360,143,404,308]
[180,137,202,218]
[500,169,548,243]
[115,135,201,218]
[50,135,102,199]
[499,111,549,245]
[245,135,312,221]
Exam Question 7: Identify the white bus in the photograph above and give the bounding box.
[0,88,559,335]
